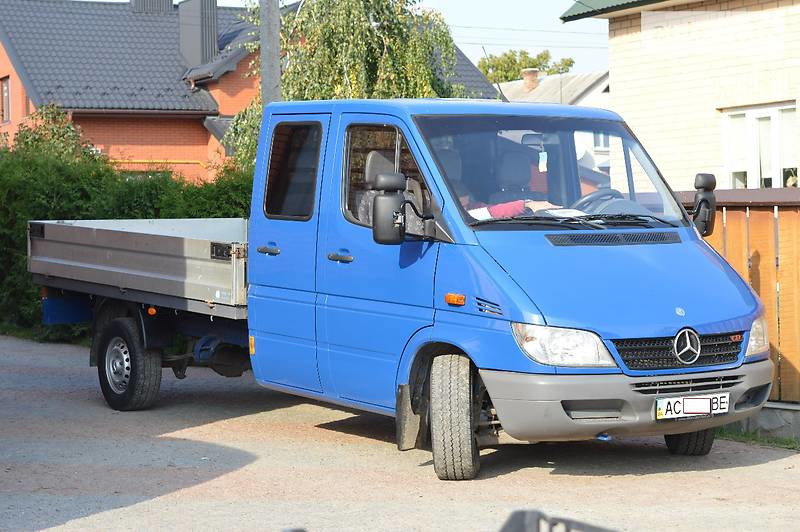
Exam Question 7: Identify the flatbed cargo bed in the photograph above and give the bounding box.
[28,218,248,319]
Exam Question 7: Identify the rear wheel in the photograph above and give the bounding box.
[429,354,480,480]
[97,317,162,411]
[664,428,716,455]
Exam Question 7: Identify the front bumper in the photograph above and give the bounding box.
[479,360,774,442]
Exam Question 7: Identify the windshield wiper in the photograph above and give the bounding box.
[470,215,604,230]
[574,213,680,228]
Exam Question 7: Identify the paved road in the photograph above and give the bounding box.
[1,335,798,532]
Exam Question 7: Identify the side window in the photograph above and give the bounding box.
[1,77,9,123]
[344,125,430,228]
[264,122,322,220]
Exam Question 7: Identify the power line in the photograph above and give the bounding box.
[455,41,607,50]
[452,33,605,44]
[450,24,605,36]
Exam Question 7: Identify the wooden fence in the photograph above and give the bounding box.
[679,189,800,403]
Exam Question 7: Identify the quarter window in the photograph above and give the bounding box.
[344,125,430,231]
[1,77,9,123]
[264,122,322,220]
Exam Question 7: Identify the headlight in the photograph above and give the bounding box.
[745,314,769,358]
[511,323,617,367]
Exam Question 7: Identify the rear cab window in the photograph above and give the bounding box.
[264,122,323,220]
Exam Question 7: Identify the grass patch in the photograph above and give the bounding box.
[0,322,89,345]
[717,426,800,451]
[0,322,44,341]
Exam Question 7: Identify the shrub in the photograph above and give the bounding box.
[0,107,254,339]
[173,164,253,219]
[0,149,119,337]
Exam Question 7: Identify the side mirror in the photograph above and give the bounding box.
[693,173,716,237]
[372,172,406,244]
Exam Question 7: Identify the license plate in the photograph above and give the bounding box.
[655,392,730,420]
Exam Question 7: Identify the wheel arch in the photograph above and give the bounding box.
[396,329,475,389]
[394,328,478,451]
[90,298,140,367]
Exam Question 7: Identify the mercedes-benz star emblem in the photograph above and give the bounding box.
[673,328,701,365]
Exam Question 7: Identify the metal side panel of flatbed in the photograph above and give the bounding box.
[28,218,249,319]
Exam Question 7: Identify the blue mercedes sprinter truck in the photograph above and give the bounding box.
[29,100,774,480]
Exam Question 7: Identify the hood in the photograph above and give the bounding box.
[476,228,760,339]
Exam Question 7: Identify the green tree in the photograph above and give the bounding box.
[225,0,462,169]
[478,49,574,84]
[13,104,102,161]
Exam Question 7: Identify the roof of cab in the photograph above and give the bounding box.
[264,98,623,121]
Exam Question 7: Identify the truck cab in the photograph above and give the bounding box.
[29,99,774,481]
[248,99,772,479]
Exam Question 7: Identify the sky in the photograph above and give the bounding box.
[91,0,609,73]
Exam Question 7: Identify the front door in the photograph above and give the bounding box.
[316,114,440,409]
[248,114,330,392]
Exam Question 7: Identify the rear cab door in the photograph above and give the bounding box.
[248,112,331,392]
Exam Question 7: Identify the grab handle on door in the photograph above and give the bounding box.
[327,252,354,263]
[257,246,281,256]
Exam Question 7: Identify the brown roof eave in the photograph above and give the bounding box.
[69,109,217,118]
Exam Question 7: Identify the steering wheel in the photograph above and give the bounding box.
[570,188,624,212]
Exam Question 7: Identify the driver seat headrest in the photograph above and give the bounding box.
[364,150,395,190]
[497,151,531,190]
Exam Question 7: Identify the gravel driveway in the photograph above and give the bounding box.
[1,335,797,531]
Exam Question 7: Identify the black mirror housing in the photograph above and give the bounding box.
[694,173,716,191]
[693,173,717,237]
[372,192,406,244]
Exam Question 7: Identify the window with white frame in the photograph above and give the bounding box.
[724,103,797,189]
[593,131,610,149]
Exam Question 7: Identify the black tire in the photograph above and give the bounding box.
[664,428,716,456]
[96,317,162,411]
[429,354,480,480]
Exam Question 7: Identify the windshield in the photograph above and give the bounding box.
[415,115,687,229]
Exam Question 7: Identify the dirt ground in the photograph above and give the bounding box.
[1,335,798,532]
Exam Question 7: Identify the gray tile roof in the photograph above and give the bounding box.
[0,0,494,112]
[184,13,256,82]
[203,116,234,154]
[498,71,609,105]
[452,46,497,99]
[0,0,250,112]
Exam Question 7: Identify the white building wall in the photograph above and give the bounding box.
[608,0,800,191]
[575,84,611,110]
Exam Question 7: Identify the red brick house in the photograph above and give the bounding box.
[0,0,259,182]
[0,0,496,182]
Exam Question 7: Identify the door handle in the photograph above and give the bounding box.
[327,252,354,263]
[257,246,281,256]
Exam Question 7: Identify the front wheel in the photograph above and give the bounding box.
[664,428,715,456]
[97,317,162,411]
[429,354,480,480]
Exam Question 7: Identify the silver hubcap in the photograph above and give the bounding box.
[105,337,131,394]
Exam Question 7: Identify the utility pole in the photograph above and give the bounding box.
[260,0,281,104]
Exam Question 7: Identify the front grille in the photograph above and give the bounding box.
[612,331,744,370]
[632,375,744,395]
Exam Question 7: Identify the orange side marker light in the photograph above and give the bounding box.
[249,336,256,356]
[445,293,466,306]
[146,306,157,316]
